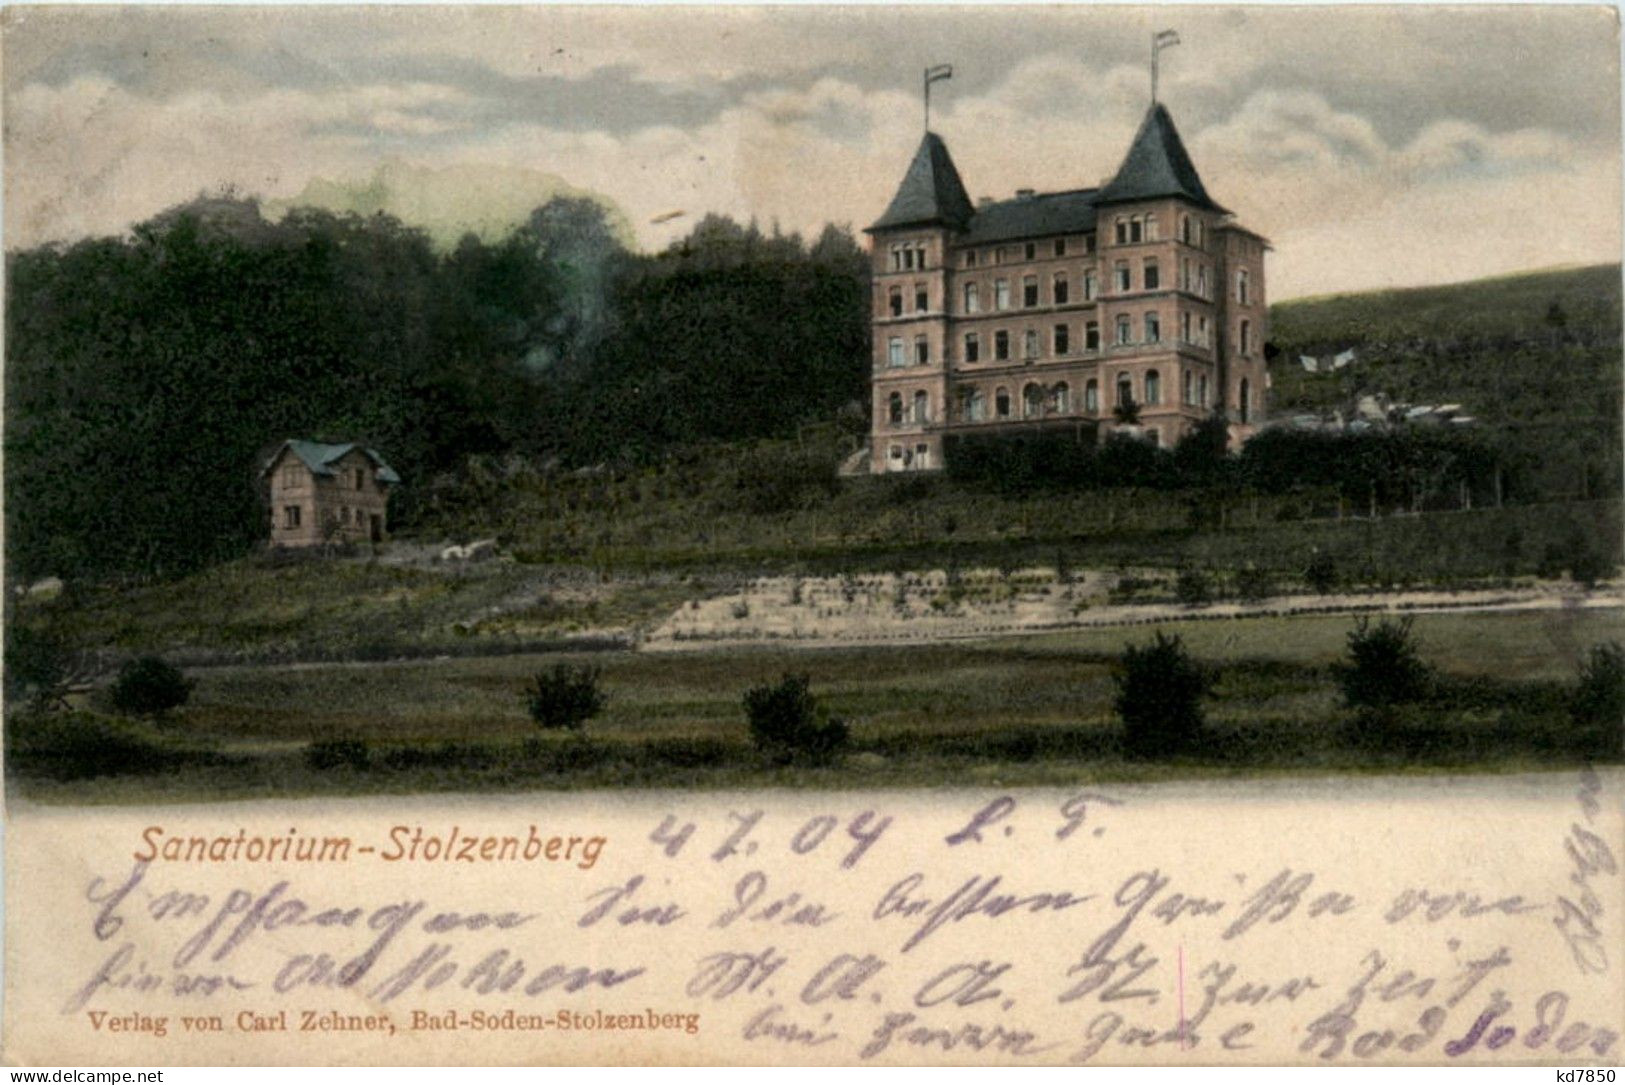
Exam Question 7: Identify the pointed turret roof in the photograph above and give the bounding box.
[867,131,975,232]
[1097,103,1226,213]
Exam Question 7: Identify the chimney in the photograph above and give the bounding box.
[1016,188,1036,199]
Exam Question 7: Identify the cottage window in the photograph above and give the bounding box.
[1053,274,1069,305]
[964,332,980,363]
[888,287,903,317]
[995,279,1011,310]
[1053,323,1070,355]
[283,505,301,529]
[1145,369,1162,405]
[994,330,1010,361]
[1023,275,1038,308]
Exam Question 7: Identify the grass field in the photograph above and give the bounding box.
[10,606,1620,804]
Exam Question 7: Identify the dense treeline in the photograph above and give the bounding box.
[5,199,869,580]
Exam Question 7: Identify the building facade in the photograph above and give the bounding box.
[263,439,400,547]
[866,104,1268,473]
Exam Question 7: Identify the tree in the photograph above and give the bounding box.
[524,664,607,732]
[743,673,849,764]
[1305,550,1338,594]
[109,656,194,718]
[1114,633,1208,757]
[1338,617,1431,710]
[1570,641,1625,755]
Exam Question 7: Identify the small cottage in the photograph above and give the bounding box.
[263,439,400,548]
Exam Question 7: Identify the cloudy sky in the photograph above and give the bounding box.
[4,5,1620,298]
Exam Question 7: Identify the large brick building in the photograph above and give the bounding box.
[866,103,1268,473]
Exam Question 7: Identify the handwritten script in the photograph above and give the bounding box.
[6,772,1622,1065]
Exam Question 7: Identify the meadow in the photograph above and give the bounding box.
[10,606,1619,804]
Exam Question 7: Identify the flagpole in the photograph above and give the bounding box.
[923,67,930,132]
[1151,32,1158,104]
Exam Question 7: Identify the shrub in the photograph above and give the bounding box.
[1568,541,1617,589]
[1338,617,1431,709]
[1305,550,1338,594]
[109,656,194,718]
[305,737,372,770]
[6,710,214,780]
[743,673,849,764]
[1175,567,1212,607]
[1571,641,1625,755]
[524,664,607,731]
[1235,564,1273,603]
[1114,633,1208,758]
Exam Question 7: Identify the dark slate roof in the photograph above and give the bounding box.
[867,131,975,232]
[265,439,401,484]
[1097,103,1227,213]
[957,189,1100,245]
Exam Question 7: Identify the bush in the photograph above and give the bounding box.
[743,673,849,764]
[1338,617,1431,709]
[1175,567,1212,607]
[1571,641,1625,755]
[305,737,372,770]
[1114,633,1208,758]
[524,664,607,731]
[5,710,215,780]
[1235,564,1274,603]
[109,656,194,718]
[1305,550,1338,594]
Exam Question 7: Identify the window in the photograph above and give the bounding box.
[1180,215,1191,245]
[994,330,1010,360]
[913,390,930,424]
[964,332,980,363]
[1051,382,1070,413]
[1023,383,1043,418]
[964,250,978,268]
[1238,269,1250,306]
[960,387,986,421]
[1144,312,1161,343]
[1181,312,1192,343]
[1143,260,1159,290]
[1086,234,1096,254]
[1054,239,1067,257]
[1085,321,1100,351]
[1085,379,1099,413]
[888,392,904,425]
[282,505,301,529]
[1117,374,1134,407]
[887,337,904,367]
[915,335,929,365]
[915,443,931,469]
[1184,369,1195,405]
[1023,329,1039,360]
[1239,378,1252,424]
[1023,275,1039,308]
[1053,323,1070,355]
[1115,315,1132,346]
[1129,217,1143,243]
[354,468,365,491]
[995,279,1011,310]
[1114,219,1128,245]
[1198,315,1209,347]
[889,445,904,463]
[1114,262,1131,293]
[1053,274,1069,305]
[1084,271,1098,300]
[1239,319,1252,356]
[994,247,1005,265]
[995,387,1011,418]
[915,284,928,312]
[1196,265,1209,298]
[1145,369,1161,405]
[888,287,903,317]
[1195,221,1204,249]
[1181,258,1191,291]
[1024,242,1036,260]
[964,282,980,313]
[1145,214,1159,241]
[1199,374,1209,407]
